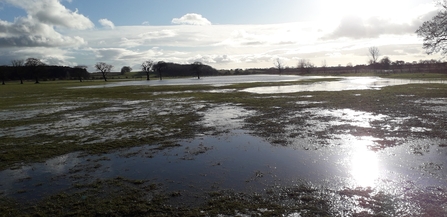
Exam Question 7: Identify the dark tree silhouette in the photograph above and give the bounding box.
[191,61,203,79]
[380,56,391,71]
[0,65,6,85]
[74,65,88,82]
[416,0,447,58]
[273,58,285,75]
[153,61,167,80]
[141,60,154,80]
[25,58,45,84]
[11,59,25,84]
[120,66,132,75]
[95,62,113,81]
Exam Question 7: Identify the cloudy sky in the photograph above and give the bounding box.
[0,0,441,71]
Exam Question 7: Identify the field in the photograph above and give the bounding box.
[1,74,447,216]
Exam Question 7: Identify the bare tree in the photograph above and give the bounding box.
[153,61,167,80]
[25,58,45,84]
[11,59,25,84]
[416,0,447,58]
[368,47,380,64]
[191,61,203,79]
[273,58,285,75]
[95,62,113,81]
[297,59,314,74]
[141,60,154,80]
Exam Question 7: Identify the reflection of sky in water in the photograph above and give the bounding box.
[243,77,446,94]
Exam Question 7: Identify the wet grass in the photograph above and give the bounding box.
[0,177,334,216]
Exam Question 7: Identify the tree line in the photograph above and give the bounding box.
[269,46,447,75]
[0,58,219,84]
[0,58,89,85]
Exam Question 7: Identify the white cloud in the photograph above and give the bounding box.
[99,19,115,29]
[0,0,92,49]
[0,46,78,66]
[0,16,86,47]
[172,13,211,26]
[3,0,94,30]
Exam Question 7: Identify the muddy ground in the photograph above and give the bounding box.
[1,75,447,216]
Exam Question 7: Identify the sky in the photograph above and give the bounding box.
[0,0,442,71]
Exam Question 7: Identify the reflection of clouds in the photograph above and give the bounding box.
[0,165,34,195]
[0,153,82,195]
[44,153,81,175]
[350,139,379,187]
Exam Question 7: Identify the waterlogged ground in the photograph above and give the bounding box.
[1,75,447,216]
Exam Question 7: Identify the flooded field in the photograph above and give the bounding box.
[1,75,447,216]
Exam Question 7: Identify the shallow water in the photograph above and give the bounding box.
[243,76,446,94]
[72,75,318,88]
[72,75,446,94]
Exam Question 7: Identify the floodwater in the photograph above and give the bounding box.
[2,75,447,215]
[243,76,447,94]
[73,75,445,93]
[72,74,317,88]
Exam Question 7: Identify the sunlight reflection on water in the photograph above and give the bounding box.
[350,140,379,188]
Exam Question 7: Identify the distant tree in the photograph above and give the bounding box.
[297,59,314,74]
[380,56,391,70]
[153,61,168,80]
[368,47,380,64]
[416,0,447,58]
[25,58,45,84]
[73,65,88,82]
[0,66,6,85]
[191,61,204,79]
[120,66,132,75]
[141,60,154,80]
[95,62,113,81]
[393,60,405,73]
[11,59,25,84]
[273,58,285,75]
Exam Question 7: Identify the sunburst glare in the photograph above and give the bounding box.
[350,139,379,187]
